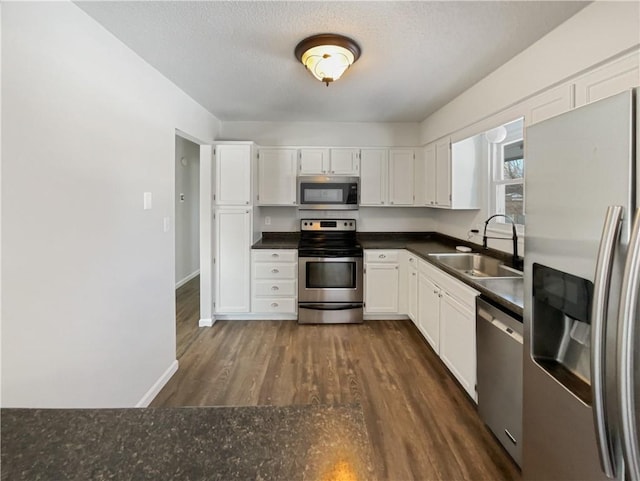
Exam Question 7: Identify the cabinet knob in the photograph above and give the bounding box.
[271,302,279,308]
[439,294,442,298]
[412,272,416,276]
[271,253,279,258]
[271,268,279,273]
[409,258,414,263]
[433,290,438,294]
[381,201,385,205]
[271,286,279,291]
[390,201,394,205]
[246,201,249,205]
[379,254,386,259]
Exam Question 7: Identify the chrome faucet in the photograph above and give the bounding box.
[482,214,522,270]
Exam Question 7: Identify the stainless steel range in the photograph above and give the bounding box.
[298,219,363,324]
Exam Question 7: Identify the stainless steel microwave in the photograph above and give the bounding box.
[297,176,359,210]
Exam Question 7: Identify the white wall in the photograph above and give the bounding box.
[420,1,640,144]
[258,206,437,233]
[175,136,200,287]
[221,121,421,147]
[1,2,221,407]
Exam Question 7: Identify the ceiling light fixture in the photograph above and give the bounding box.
[295,34,361,87]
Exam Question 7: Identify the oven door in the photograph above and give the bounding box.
[298,257,363,303]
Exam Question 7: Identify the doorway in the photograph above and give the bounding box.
[175,135,201,357]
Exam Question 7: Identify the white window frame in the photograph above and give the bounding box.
[488,119,525,235]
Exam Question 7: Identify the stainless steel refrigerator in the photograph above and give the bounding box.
[524,88,639,480]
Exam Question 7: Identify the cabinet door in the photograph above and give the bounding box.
[258,149,297,205]
[408,266,418,323]
[388,149,415,206]
[330,149,360,175]
[574,52,640,107]
[299,148,330,175]
[525,84,574,127]
[418,273,440,353]
[216,144,251,205]
[423,144,437,206]
[364,263,399,313]
[360,149,388,206]
[440,292,477,400]
[215,208,251,313]
[435,138,451,207]
[413,149,427,206]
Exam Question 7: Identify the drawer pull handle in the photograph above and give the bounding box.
[271,302,279,308]
[379,254,386,259]
[271,253,279,258]
[271,286,279,291]
[271,268,279,274]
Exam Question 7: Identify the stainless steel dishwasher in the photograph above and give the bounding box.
[476,297,523,466]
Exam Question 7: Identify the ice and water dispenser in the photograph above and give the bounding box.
[532,263,594,404]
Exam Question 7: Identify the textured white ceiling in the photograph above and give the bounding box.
[76,1,588,122]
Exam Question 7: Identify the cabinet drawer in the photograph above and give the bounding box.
[365,250,400,263]
[252,298,296,313]
[252,250,297,263]
[254,263,297,279]
[254,280,297,297]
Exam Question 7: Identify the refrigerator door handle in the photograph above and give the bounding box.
[592,205,623,478]
[618,208,640,481]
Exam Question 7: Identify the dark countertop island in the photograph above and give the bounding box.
[1,404,374,481]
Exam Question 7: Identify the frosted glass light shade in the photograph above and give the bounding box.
[295,34,361,86]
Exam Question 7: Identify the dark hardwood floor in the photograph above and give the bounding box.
[156,306,521,481]
[175,275,201,358]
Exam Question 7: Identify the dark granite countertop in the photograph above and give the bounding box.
[1,404,374,481]
[252,232,300,249]
[251,230,523,316]
[359,233,524,317]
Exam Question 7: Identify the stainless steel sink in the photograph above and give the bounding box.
[427,253,523,279]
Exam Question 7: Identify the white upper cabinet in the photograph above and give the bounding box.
[329,148,360,175]
[422,137,479,210]
[524,84,575,127]
[299,148,330,175]
[574,52,640,108]
[435,138,452,208]
[215,143,253,206]
[298,148,359,175]
[388,149,415,206]
[257,148,297,206]
[359,149,388,206]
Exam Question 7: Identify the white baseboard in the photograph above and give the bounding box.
[175,269,200,289]
[136,360,179,407]
[199,317,215,327]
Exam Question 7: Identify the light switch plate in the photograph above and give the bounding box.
[143,192,152,210]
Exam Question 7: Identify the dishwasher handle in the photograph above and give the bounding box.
[478,305,523,344]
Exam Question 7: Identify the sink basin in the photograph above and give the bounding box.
[428,253,523,279]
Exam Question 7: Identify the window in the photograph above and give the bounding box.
[489,118,524,228]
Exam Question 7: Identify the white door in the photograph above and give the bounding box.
[364,263,399,313]
[216,144,251,205]
[330,149,360,175]
[360,149,387,206]
[424,143,437,206]
[299,148,330,175]
[439,292,476,400]
[388,149,415,206]
[258,149,297,205]
[435,139,451,207]
[418,272,440,353]
[215,208,251,313]
[408,266,418,323]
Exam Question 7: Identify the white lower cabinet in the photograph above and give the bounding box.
[251,249,298,317]
[364,250,400,314]
[414,255,479,401]
[215,208,252,314]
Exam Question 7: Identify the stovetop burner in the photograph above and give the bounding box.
[298,219,362,258]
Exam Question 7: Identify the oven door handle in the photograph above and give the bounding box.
[299,303,363,311]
